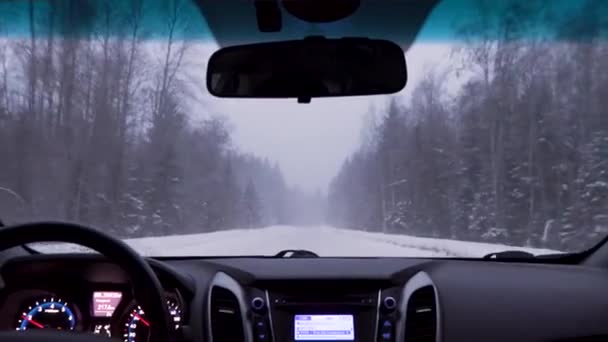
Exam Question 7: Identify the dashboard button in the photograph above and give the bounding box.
[383,296,397,310]
[380,320,393,341]
[251,297,265,311]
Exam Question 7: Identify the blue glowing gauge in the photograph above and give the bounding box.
[16,297,77,331]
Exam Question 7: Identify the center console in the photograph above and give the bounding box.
[247,281,401,342]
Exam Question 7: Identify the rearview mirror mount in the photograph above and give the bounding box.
[206,37,407,103]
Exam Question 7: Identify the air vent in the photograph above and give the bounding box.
[405,285,437,342]
[210,286,244,342]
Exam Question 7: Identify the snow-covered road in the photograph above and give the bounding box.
[34,225,560,257]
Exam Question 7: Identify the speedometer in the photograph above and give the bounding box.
[122,299,181,342]
[16,297,77,331]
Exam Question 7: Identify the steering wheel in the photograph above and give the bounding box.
[0,222,173,342]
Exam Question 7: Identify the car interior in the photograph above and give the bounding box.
[0,0,607,342]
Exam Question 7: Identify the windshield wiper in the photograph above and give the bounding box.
[483,250,535,260]
[274,249,319,258]
[483,250,572,261]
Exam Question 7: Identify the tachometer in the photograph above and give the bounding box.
[122,299,181,342]
[16,297,77,331]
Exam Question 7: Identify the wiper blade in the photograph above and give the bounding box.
[483,250,535,260]
[274,249,319,258]
[483,250,571,261]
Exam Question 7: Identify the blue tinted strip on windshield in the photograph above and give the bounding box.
[0,0,212,41]
[0,0,605,43]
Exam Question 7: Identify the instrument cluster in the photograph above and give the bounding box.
[4,288,184,341]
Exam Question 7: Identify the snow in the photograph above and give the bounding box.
[587,181,608,189]
[32,226,560,257]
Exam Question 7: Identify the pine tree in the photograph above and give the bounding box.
[568,130,608,248]
[240,180,263,228]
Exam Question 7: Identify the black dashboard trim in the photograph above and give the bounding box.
[2,254,608,342]
[264,290,276,342]
[0,254,195,296]
[373,289,381,341]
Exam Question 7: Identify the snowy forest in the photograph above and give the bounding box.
[327,0,608,251]
[0,0,606,252]
[0,0,324,237]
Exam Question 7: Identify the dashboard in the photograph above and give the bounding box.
[1,254,608,342]
[0,256,190,342]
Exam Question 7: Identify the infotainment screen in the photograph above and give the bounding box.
[294,315,355,341]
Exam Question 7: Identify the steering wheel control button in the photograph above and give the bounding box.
[383,296,397,310]
[251,297,265,311]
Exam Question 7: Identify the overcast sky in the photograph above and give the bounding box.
[190,42,453,193]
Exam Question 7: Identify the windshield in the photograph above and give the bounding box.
[0,0,606,257]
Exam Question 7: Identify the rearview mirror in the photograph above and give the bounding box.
[206,37,407,102]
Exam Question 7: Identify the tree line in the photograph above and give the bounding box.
[0,0,323,237]
[327,0,608,251]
